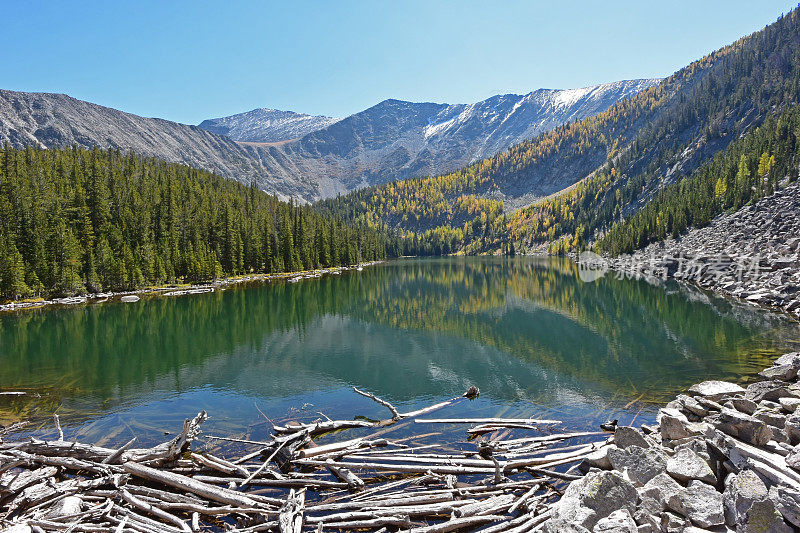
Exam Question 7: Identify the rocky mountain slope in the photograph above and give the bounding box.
[0,81,656,203]
[209,80,660,194]
[198,108,339,143]
[0,89,317,200]
[606,181,800,319]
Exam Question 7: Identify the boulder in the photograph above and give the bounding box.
[608,446,667,486]
[770,485,800,528]
[741,498,792,533]
[779,397,800,413]
[731,397,759,415]
[579,445,615,472]
[44,495,82,518]
[754,409,787,429]
[642,473,683,505]
[773,352,800,367]
[785,411,800,444]
[711,407,773,446]
[666,448,716,484]
[614,426,651,449]
[723,470,768,527]
[660,511,689,532]
[785,444,800,471]
[542,518,591,533]
[550,471,638,530]
[592,509,637,533]
[120,295,140,303]
[677,394,708,417]
[745,381,793,403]
[760,364,798,381]
[688,381,745,402]
[668,480,725,528]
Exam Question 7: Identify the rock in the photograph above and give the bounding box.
[614,426,651,449]
[608,446,667,486]
[711,407,773,446]
[740,498,792,532]
[579,445,615,472]
[688,381,745,402]
[760,364,798,381]
[542,518,591,533]
[657,408,712,441]
[732,398,759,415]
[668,480,725,528]
[660,511,690,532]
[550,471,638,529]
[723,470,768,527]
[773,352,800,367]
[678,394,709,417]
[754,409,787,429]
[745,381,793,403]
[785,444,800,470]
[592,509,637,533]
[695,396,724,412]
[770,485,800,528]
[642,473,683,506]
[779,397,800,413]
[786,412,800,444]
[666,448,716,484]
[120,295,140,303]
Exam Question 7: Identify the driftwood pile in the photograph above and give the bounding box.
[0,387,606,532]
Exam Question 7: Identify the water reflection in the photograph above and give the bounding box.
[0,257,797,442]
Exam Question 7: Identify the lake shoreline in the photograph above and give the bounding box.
[0,261,384,314]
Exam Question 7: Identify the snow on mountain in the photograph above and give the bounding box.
[198,108,340,143]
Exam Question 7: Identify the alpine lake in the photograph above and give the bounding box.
[1,257,799,449]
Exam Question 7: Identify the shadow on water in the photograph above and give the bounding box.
[1,256,798,444]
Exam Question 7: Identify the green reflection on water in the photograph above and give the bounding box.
[0,257,797,433]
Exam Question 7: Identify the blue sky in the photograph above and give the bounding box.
[2,1,796,124]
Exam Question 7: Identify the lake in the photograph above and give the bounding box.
[1,256,798,447]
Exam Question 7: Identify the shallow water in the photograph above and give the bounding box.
[1,256,798,446]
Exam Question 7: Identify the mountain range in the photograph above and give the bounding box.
[0,80,658,202]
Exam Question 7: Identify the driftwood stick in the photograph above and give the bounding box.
[278,488,305,533]
[119,489,192,532]
[102,438,137,465]
[53,414,64,441]
[121,461,275,508]
[325,458,366,491]
[353,387,400,420]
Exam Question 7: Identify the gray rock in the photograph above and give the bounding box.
[732,398,759,415]
[608,446,667,486]
[754,409,787,429]
[695,396,724,412]
[44,495,82,518]
[551,471,638,529]
[592,509,637,533]
[779,397,800,413]
[745,381,793,403]
[660,511,689,532]
[614,426,651,449]
[785,411,800,444]
[542,518,591,533]
[658,408,691,440]
[785,443,800,470]
[711,407,773,446]
[723,470,768,527]
[678,394,709,417]
[666,448,716,484]
[741,498,792,532]
[770,485,800,528]
[760,364,798,381]
[773,352,800,367]
[642,473,683,505]
[120,295,140,303]
[579,445,615,472]
[668,480,725,528]
[688,381,746,402]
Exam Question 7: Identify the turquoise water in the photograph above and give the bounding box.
[1,256,797,447]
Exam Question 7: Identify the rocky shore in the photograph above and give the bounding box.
[0,262,381,314]
[543,352,800,532]
[601,182,800,320]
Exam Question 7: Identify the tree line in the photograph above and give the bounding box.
[0,146,403,300]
